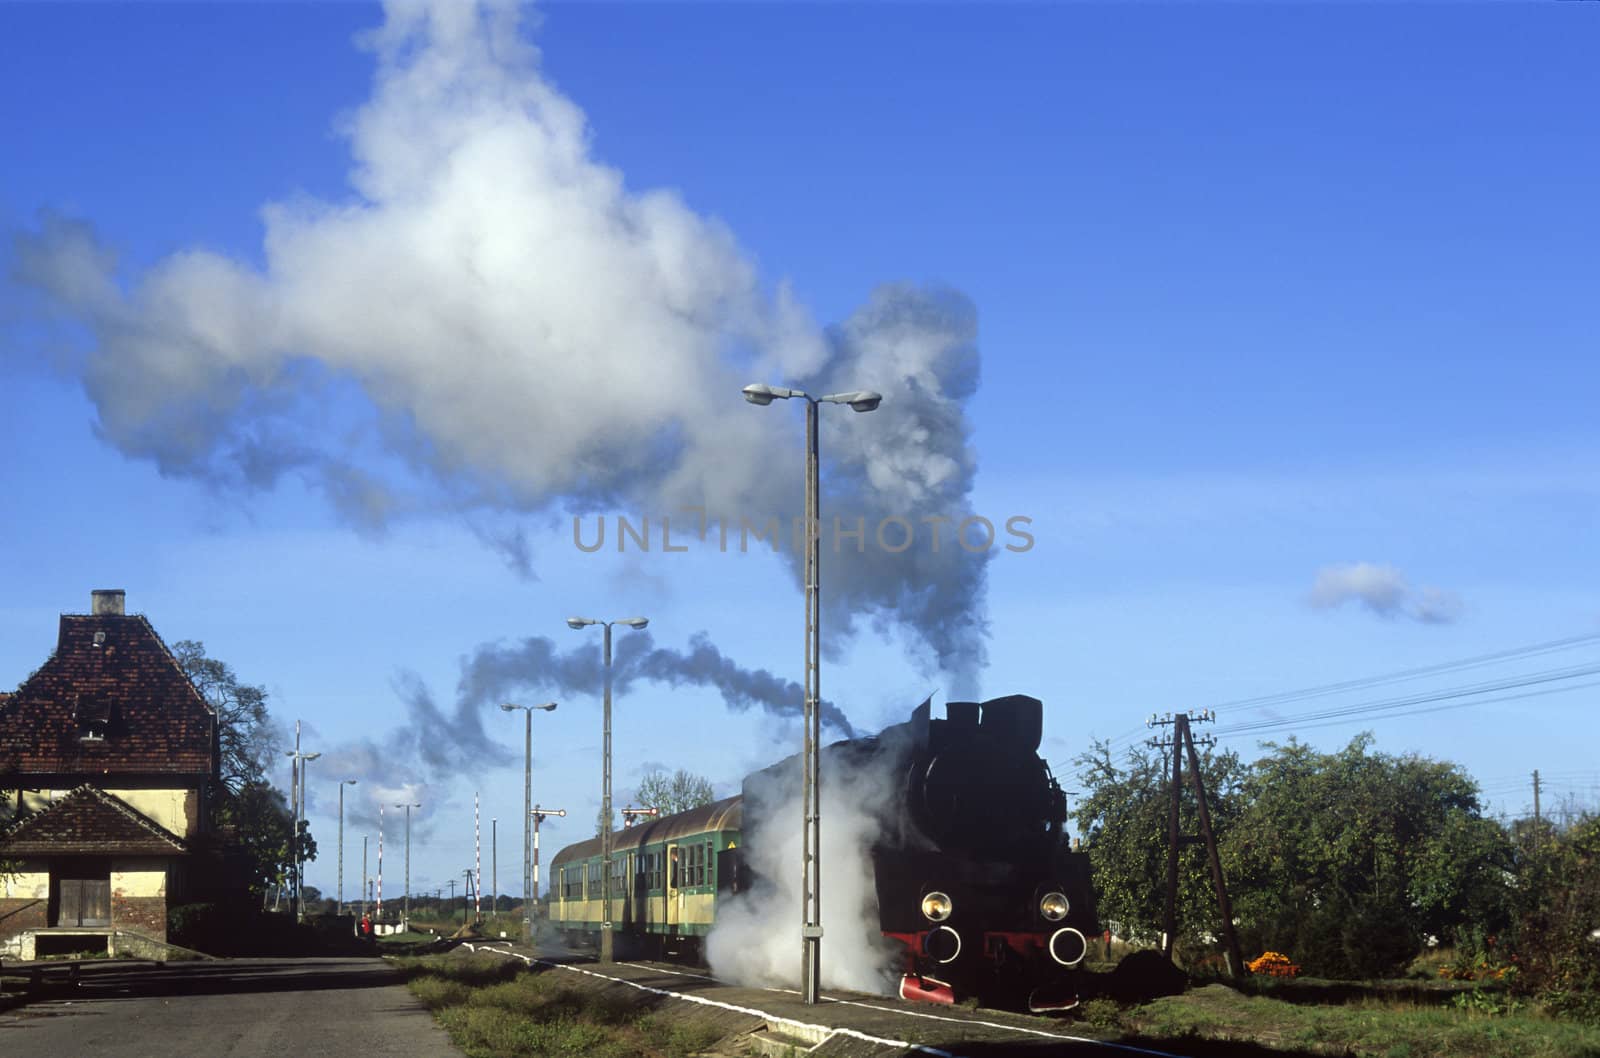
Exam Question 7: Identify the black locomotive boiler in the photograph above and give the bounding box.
[739,693,1099,1012]
[550,693,1098,1012]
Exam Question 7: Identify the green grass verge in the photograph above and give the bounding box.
[1103,983,1600,1058]
[394,952,725,1058]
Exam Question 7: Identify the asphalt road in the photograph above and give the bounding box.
[0,957,463,1058]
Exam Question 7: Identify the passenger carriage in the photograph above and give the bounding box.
[548,796,745,959]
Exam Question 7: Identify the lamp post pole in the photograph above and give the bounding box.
[741,382,882,1004]
[396,802,420,929]
[285,731,322,924]
[567,616,649,964]
[502,702,557,943]
[338,779,358,916]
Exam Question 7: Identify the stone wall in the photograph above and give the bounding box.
[112,860,168,941]
[0,897,49,951]
[0,862,50,949]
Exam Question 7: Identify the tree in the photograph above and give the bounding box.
[1072,739,1247,950]
[1224,734,1511,979]
[634,768,717,817]
[1510,811,1600,1022]
[214,779,316,906]
[172,640,279,794]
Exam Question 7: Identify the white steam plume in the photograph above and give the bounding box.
[10,0,993,686]
[706,748,903,994]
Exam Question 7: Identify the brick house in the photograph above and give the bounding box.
[0,590,219,958]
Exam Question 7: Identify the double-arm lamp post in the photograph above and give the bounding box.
[285,743,321,922]
[395,801,420,928]
[501,700,558,943]
[741,382,882,1005]
[567,615,649,963]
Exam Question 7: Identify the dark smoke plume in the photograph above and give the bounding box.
[454,630,856,739]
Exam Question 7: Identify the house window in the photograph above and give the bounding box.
[76,695,112,742]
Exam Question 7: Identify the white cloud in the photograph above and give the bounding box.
[1308,562,1464,625]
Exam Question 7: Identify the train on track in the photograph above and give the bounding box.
[548,694,1097,1012]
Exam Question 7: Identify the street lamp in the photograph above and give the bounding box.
[285,742,322,922]
[742,380,882,1004]
[395,801,420,929]
[501,701,558,944]
[567,614,649,963]
[338,779,358,915]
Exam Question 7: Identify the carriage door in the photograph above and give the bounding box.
[665,843,681,930]
[54,860,111,927]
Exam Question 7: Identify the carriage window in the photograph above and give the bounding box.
[611,856,627,895]
[687,843,703,887]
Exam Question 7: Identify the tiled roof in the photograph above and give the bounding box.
[0,784,188,856]
[0,612,217,779]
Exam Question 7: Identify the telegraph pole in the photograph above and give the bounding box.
[1533,769,1543,850]
[1147,709,1245,978]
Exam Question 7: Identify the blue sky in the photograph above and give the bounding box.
[2,1,1597,904]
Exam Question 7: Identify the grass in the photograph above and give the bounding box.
[394,951,727,1058]
[1100,982,1600,1058]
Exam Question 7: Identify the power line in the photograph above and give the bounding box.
[1069,631,1600,770]
[1214,666,1600,739]
[1197,633,1600,717]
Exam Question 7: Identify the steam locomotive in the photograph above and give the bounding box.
[548,694,1097,1012]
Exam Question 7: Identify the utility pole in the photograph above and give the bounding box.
[1533,769,1543,850]
[361,836,369,923]
[463,870,475,925]
[1147,709,1244,979]
[492,818,498,920]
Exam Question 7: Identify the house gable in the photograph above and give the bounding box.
[0,607,217,781]
[0,785,187,856]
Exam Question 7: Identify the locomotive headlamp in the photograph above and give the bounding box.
[1039,892,1070,921]
[920,891,954,922]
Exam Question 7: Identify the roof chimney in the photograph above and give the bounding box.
[91,589,126,616]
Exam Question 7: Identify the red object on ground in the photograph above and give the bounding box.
[898,974,957,1005]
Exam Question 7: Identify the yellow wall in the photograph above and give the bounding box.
[2,861,49,900]
[105,789,195,837]
[112,860,167,898]
[5,787,195,836]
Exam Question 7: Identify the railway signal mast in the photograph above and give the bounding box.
[621,805,660,828]
[531,805,567,914]
[1147,709,1245,979]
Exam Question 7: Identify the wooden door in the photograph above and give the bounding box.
[665,843,680,930]
[55,866,111,927]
